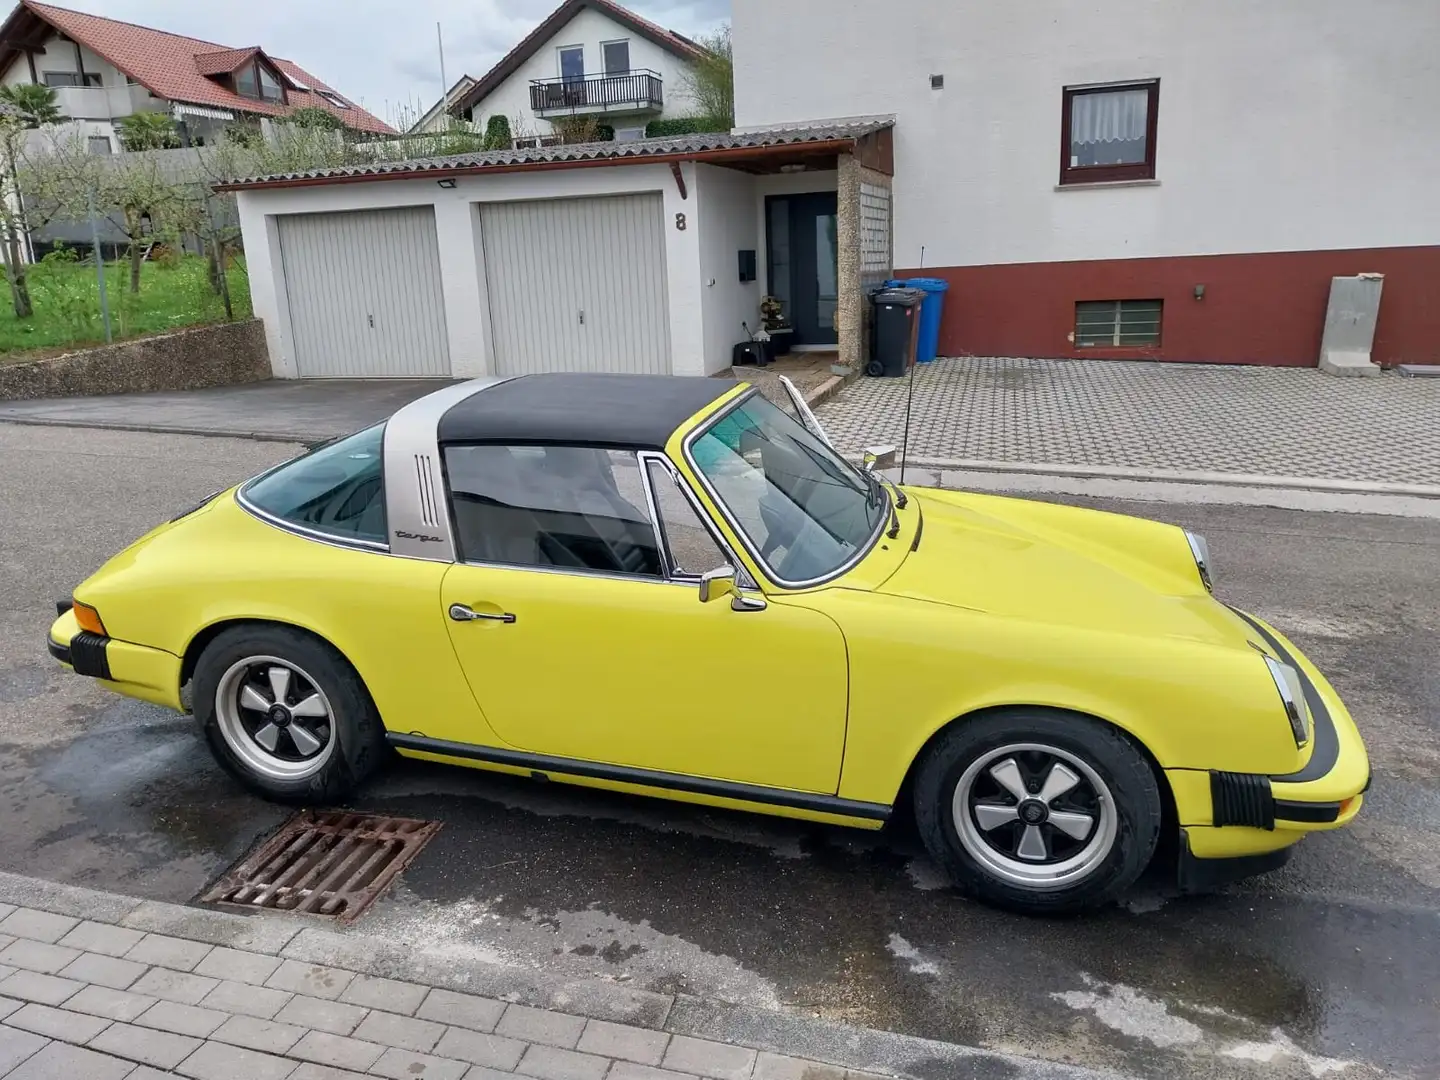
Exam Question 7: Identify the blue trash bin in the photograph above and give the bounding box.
[886,277,949,363]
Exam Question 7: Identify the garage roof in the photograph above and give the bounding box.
[437,374,738,450]
[216,118,895,190]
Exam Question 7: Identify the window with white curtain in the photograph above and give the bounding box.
[1061,81,1159,184]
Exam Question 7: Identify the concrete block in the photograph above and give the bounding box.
[0,910,79,945]
[0,970,84,1006]
[200,978,293,1020]
[121,900,300,954]
[416,988,505,1032]
[369,1045,471,1080]
[1319,274,1384,375]
[175,1038,297,1080]
[57,951,147,990]
[577,1018,670,1065]
[136,999,229,1038]
[353,1008,446,1053]
[432,1026,527,1070]
[291,1029,386,1071]
[664,1035,758,1080]
[0,874,140,923]
[130,967,220,1005]
[125,933,214,972]
[211,1013,306,1055]
[56,922,144,958]
[340,973,430,1015]
[194,945,283,986]
[0,939,81,975]
[6,1001,112,1042]
[498,1002,586,1048]
[518,1042,612,1080]
[89,1020,201,1068]
[265,958,356,1000]
[6,1040,134,1080]
[275,993,369,1035]
[0,1023,48,1072]
[64,985,158,1023]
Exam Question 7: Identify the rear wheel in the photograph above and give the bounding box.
[194,625,386,804]
[914,709,1161,914]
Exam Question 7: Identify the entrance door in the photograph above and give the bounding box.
[767,192,839,346]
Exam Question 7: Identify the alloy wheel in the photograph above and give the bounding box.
[215,656,337,782]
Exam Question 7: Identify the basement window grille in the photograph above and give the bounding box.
[1075,299,1162,347]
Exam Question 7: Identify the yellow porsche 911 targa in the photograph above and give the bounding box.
[47,374,1369,913]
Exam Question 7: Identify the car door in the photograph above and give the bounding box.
[437,443,849,794]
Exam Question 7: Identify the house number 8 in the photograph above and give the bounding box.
[675,213,687,231]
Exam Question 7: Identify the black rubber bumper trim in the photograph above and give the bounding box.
[388,733,892,822]
[1177,830,1293,893]
[47,638,71,665]
[1229,607,1340,783]
[1274,799,1343,824]
[56,631,111,680]
[1210,771,1275,829]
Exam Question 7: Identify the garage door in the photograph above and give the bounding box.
[480,194,671,376]
[278,206,451,377]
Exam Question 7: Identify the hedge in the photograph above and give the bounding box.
[644,116,730,138]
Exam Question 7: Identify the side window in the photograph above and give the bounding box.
[644,460,728,579]
[446,445,663,578]
[241,424,386,545]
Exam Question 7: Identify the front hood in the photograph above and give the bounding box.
[878,489,1251,647]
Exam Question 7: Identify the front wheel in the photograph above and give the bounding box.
[194,625,387,804]
[913,709,1162,914]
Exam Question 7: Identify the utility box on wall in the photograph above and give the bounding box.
[1318,273,1384,377]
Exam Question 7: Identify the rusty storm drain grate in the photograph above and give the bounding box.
[200,810,441,923]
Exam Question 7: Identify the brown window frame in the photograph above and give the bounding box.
[1060,80,1159,186]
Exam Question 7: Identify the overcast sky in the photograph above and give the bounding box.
[82,0,730,126]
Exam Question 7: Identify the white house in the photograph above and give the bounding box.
[449,0,708,145]
[734,0,1440,367]
[408,75,477,136]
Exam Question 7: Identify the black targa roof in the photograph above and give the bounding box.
[436,374,738,450]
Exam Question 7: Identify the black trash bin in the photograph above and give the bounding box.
[867,287,925,377]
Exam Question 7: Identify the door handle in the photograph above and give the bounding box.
[449,603,517,624]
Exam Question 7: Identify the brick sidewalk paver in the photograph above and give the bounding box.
[0,900,897,1080]
[816,356,1440,487]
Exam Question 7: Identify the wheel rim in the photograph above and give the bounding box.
[951,742,1117,891]
[215,655,336,782]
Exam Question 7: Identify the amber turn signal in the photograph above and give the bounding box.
[72,601,106,637]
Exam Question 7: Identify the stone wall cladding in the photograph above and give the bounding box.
[839,160,894,375]
[0,320,270,402]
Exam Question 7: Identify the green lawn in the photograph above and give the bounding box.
[0,254,253,363]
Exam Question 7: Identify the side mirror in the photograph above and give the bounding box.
[862,444,897,473]
[698,565,738,604]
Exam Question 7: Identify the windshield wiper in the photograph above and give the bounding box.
[881,474,908,509]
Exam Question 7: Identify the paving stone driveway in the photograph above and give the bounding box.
[815,357,1440,487]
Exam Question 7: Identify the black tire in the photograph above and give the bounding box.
[913,709,1161,914]
[194,624,387,804]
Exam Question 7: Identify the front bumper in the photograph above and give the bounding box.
[48,607,183,711]
[1167,609,1369,872]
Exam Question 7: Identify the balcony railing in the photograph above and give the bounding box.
[529,70,663,116]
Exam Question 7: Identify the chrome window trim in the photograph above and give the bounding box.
[679,388,889,591]
[637,450,754,587]
[234,488,393,554]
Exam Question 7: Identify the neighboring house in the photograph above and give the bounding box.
[732,0,1440,367]
[408,75,477,135]
[449,0,708,146]
[0,0,395,154]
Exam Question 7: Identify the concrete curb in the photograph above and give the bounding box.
[0,871,1131,1080]
[897,455,1440,499]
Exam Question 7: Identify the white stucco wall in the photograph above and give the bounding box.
[237,162,708,380]
[467,6,700,140]
[732,0,1440,268]
[695,164,760,373]
[1,30,167,128]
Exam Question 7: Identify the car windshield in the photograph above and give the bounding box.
[241,424,387,545]
[688,394,885,584]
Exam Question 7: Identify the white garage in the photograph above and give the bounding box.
[481,193,672,376]
[277,206,452,378]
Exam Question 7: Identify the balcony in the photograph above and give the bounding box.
[529,70,663,118]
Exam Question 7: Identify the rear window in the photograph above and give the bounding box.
[241,425,387,546]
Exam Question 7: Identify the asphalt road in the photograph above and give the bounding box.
[1,422,1436,1080]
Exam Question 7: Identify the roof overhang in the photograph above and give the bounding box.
[216,121,894,192]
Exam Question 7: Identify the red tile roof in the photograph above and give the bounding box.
[2,2,396,134]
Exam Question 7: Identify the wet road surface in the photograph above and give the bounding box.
[2,424,1437,1079]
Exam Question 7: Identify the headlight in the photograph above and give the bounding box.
[1184,530,1212,592]
[1263,655,1310,747]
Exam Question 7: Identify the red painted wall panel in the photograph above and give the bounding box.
[899,247,1440,367]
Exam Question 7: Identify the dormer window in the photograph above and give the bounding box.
[258,65,283,101]
[233,58,286,103]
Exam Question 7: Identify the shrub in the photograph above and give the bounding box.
[482,114,512,151]
[644,116,729,138]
